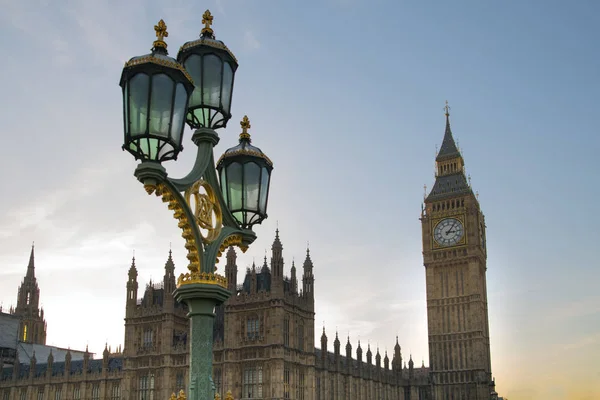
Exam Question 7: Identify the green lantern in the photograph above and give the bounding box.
[217,116,273,229]
[119,20,194,162]
[177,10,238,129]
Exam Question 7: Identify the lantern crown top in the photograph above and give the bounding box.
[177,10,238,64]
[153,19,168,52]
[121,19,193,86]
[217,115,273,167]
[201,10,214,38]
[240,115,251,141]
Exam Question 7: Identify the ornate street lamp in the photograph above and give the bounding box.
[120,20,194,162]
[217,116,273,229]
[177,10,238,129]
[119,14,273,400]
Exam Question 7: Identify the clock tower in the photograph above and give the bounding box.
[421,104,494,400]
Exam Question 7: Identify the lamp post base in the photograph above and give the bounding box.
[174,283,231,400]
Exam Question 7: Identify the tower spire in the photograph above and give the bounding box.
[26,244,35,278]
[436,101,461,162]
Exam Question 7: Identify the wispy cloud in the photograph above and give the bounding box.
[244,30,261,51]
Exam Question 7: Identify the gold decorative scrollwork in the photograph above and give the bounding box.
[214,234,248,267]
[144,183,200,273]
[184,180,223,244]
[177,271,228,288]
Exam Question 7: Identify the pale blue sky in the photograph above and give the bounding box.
[0,1,598,399]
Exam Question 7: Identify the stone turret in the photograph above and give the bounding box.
[320,328,327,364]
[225,247,238,292]
[46,350,53,377]
[65,349,71,377]
[290,261,297,294]
[270,229,284,295]
[384,351,390,370]
[126,256,138,316]
[29,351,36,379]
[163,249,176,296]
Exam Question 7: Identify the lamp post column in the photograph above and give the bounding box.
[174,284,229,400]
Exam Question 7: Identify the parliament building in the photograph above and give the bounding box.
[0,111,499,400]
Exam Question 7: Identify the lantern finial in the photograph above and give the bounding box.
[201,10,214,37]
[240,115,251,141]
[153,19,168,50]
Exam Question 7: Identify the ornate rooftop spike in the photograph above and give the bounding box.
[153,19,168,50]
[240,115,251,141]
[201,10,214,37]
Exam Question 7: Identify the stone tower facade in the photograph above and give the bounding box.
[421,108,494,400]
[214,229,317,399]
[11,245,47,345]
[121,251,190,400]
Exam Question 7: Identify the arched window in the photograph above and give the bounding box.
[23,325,28,341]
[297,323,304,351]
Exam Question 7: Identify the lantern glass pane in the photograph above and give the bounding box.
[184,55,202,108]
[158,142,175,159]
[227,162,243,211]
[128,73,150,136]
[150,73,174,137]
[202,54,222,107]
[244,162,260,212]
[222,62,233,113]
[170,82,187,144]
[139,138,160,160]
[123,83,129,135]
[259,166,270,213]
[220,168,228,203]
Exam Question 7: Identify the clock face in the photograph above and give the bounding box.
[433,218,464,247]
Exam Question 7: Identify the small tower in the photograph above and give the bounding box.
[346,337,352,373]
[333,332,341,370]
[225,246,238,292]
[64,349,71,377]
[163,249,176,296]
[14,245,46,344]
[29,351,36,379]
[302,247,315,302]
[366,344,372,365]
[126,256,138,317]
[356,341,363,365]
[46,350,53,378]
[102,344,110,372]
[393,337,402,373]
[408,354,414,380]
[384,351,390,370]
[270,229,284,295]
[290,261,297,294]
[320,327,328,364]
[376,347,381,369]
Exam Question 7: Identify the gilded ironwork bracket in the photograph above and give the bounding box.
[134,127,256,285]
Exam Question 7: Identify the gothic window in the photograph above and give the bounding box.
[2,391,9,400]
[22,325,27,341]
[283,316,290,347]
[297,322,304,351]
[37,388,44,400]
[91,384,100,400]
[54,387,62,400]
[111,384,121,400]
[284,367,290,399]
[176,372,184,391]
[298,370,305,400]
[143,328,154,348]
[73,385,81,400]
[214,368,222,397]
[243,365,263,398]
[139,374,155,400]
[247,315,259,340]
[20,390,26,400]
[26,292,30,304]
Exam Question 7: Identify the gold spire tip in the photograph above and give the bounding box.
[153,19,168,49]
[202,10,214,35]
[240,115,251,140]
[444,100,450,117]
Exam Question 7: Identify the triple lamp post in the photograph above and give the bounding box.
[119,11,274,400]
